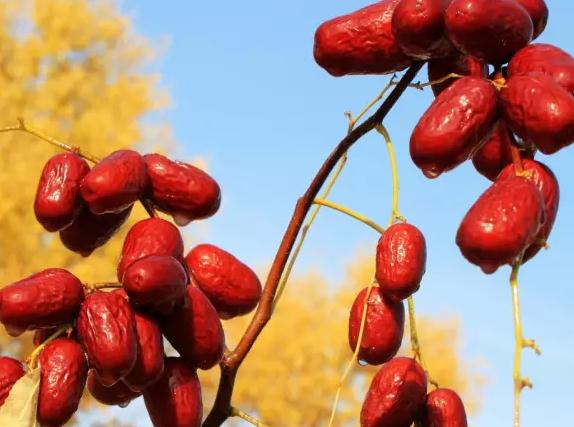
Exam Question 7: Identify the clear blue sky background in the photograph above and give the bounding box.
[89,1,574,425]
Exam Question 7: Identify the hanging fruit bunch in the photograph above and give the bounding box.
[314,0,571,425]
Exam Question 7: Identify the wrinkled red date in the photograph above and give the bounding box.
[143,357,202,427]
[410,76,497,178]
[77,291,138,386]
[144,153,221,225]
[0,268,84,337]
[515,0,548,38]
[185,244,262,319]
[348,287,404,366]
[37,337,88,426]
[159,285,224,370]
[418,388,468,427]
[80,149,148,214]
[87,370,141,406]
[34,153,90,232]
[0,357,25,407]
[313,0,412,76]
[456,175,544,273]
[472,122,519,181]
[361,357,427,427]
[376,223,426,302]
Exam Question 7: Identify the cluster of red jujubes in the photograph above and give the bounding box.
[315,0,570,425]
[0,151,262,426]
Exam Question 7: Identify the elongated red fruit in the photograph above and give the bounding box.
[60,205,132,257]
[410,76,497,178]
[456,175,544,273]
[37,338,88,426]
[445,0,533,65]
[123,255,187,314]
[508,44,574,94]
[87,370,141,406]
[123,311,164,392]
[117,217,185,281]
[428,54,487,96]
[0,268,83,337]
[159,286,224,370]
[185,244,262,319]
[392,0,453,60]
[144,153,221,226]
[500,73,574,155]
[376,223,426,301]
[472,122,518,181]
[348,287,404,365]
[313,0,412,76]
[77,291,137,386]
[361,357,427,427]
[34,153,90,232]
[499,160,559,263]
[80,149,148,214]
[143,357,202,427]
[419,388,468,427]
[515,0,548,39]
[0,357,25,407]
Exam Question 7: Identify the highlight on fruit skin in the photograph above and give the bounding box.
[313,0,412,77]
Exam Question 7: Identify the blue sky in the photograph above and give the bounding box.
[94,1,574,425]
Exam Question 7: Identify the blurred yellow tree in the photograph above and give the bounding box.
[200,252,486,426]
[0,0,169,355]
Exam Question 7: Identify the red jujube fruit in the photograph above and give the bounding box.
[122,311,164,392]
[472,122,519,181]
[500,73,574,155]
[185,244,262,319]
[515,0,548,39]
[361,357,427,427]
[419,388,468,427]
[348,287,404,365]
[159,286,224,370]
[392,0,454,60]
[427,54,487,96]
[37,338,88,426]
[376,223,426,302]
[410,76,497,178]
[117,217,185,281]
[456,175,545,273]
[0,268,84,337]
[143,357,202,427]
[144,153,221,226]
[77,291,137,386]
[0,357,25,407]
[445,0,533,65]
[122,256,187,314]
[313,0,412,76]
[60,205,132,257]
[87,370,141,406]
[499,160,559,263]
[80,149,148,214]
[34,153,90,232]
[508,44,574,94]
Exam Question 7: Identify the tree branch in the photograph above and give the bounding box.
[202,62,424,427]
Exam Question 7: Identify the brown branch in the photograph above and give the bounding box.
[202,62,424,427]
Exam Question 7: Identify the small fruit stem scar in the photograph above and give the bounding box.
[26,324,72,368]
[409,73,464,91]
[230,407,270,427]
[327,280,376,427]
[0,118,101,163]
[510,256,541,427]
[312,198,386,235]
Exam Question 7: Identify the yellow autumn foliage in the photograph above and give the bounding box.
[200,252,486,426]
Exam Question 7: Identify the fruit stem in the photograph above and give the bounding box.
[26,324,72,368]
[140,198,158,218]
[230,407,269,427]
[0,118,101,163]
[313,198,386,235]
[346,76,398,133]
[84,282,123,291]
[327,281,376,427]
[409,73,464,91]
[510,144,525,176]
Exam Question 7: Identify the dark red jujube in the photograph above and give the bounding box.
[34,153,90,232]
[185,244,262,319]
[427,54,488,97]
[87,370,141,406]
[348,287,405,366]
[313,0,412,76]
[516,0,548,39]
[419,388,468,427]
[472,122,519,181]
[0,357,25,407]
